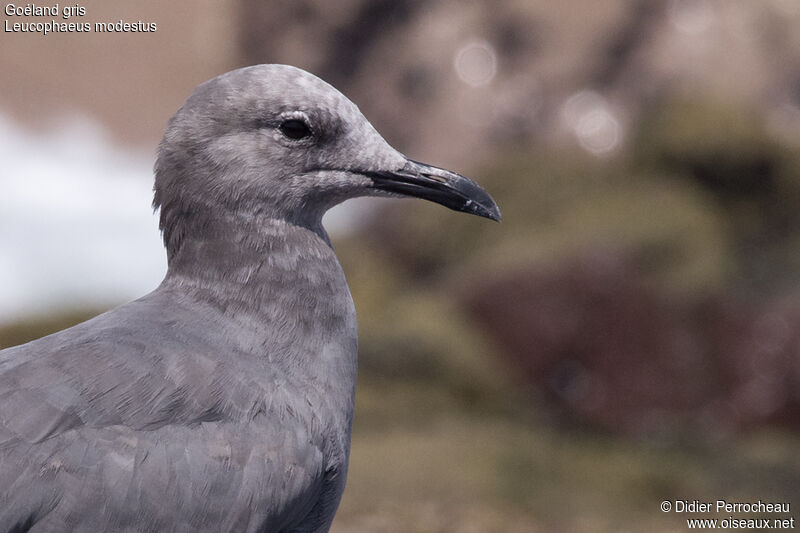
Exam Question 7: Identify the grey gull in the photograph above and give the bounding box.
[0,64,500,533]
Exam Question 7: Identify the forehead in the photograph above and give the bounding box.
[189,65,360,121]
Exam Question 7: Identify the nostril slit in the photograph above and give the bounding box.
[423,173,447,183]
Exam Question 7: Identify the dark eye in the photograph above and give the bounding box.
[279,119,312,140]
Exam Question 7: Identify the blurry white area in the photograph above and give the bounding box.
[453,39,498,88]
[561,90,622,155]
[0,113,165,322]
[0,112,366,323]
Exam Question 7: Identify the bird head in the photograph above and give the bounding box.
[154,64,500,258]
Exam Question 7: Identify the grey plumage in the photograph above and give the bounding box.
[0,65,499,532]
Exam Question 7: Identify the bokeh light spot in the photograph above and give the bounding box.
[562,90,622,155]
[453,39,498,88]
[668,0,715,35]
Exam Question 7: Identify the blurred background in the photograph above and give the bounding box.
[2,0,800,530]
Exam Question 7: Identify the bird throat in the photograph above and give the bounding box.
[161,216,351,342]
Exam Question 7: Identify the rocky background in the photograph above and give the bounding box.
[3,1,800,530]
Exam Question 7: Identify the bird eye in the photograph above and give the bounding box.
[279,119,312,140]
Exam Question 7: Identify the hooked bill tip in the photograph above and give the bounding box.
[361,159,501,222]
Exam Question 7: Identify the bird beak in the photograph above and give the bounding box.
[363,159,501,222]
